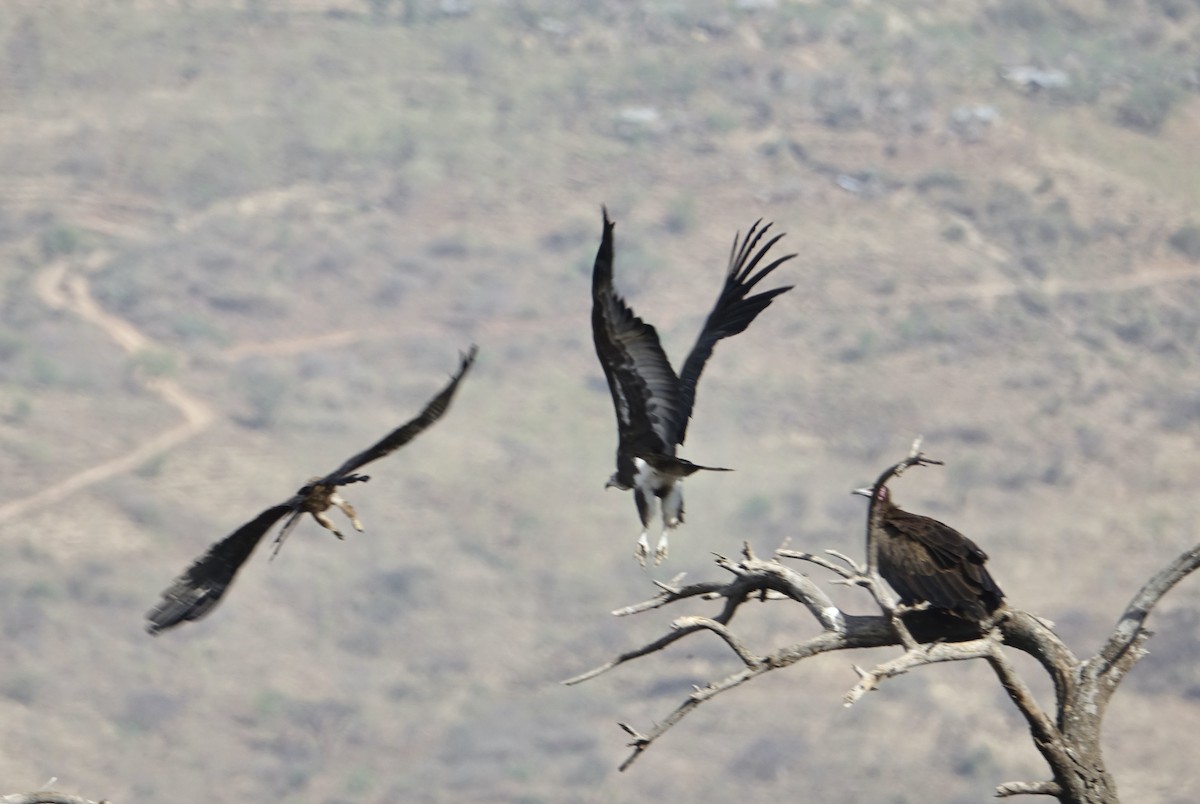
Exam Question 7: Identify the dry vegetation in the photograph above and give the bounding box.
[1,0,1200,801]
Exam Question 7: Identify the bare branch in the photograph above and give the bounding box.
[995,780,1062,798]
[996,610,1077,716]
[612,580,728,616]
[776,548,857,580]
[652,572,688,592]
[567,553,852,686]
[672,616,760,668]
[824,548,866,574]
[1,794,110,804]
[984,636,1061,749]
[616,628,872,771]
[562,619,716,685]
[1094,541,1200,678]
[843,636,996,706]
[718,555,845,632]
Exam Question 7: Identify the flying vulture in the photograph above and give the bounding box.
[852,485,1005,621]
[591,208,795,564]
[145,346,477,635]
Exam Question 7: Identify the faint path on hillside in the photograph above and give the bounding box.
[0,251,216,525]
[220,327,367,361]
[860,259,1200,310]
[5,180,1200,526]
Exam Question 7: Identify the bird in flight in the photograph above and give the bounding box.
[852,485,1005,622]
[146,346,477,635]
[591,208,794,565]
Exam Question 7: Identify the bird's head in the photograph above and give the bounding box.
[297,476,324,495]
[605,473,630,491]
[852,485,891,504]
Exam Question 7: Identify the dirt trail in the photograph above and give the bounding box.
[0,252,216,524]
[897,261,1200,308]
[6,182,1200,526]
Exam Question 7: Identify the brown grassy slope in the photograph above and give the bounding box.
[1,1,1200,802]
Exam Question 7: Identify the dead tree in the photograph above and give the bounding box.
[566,444,1200,803]
[0,792,109,804]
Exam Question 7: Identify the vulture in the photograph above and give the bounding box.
[145,346,477,635]
[591,208,795,564]
[853,485,1004,621]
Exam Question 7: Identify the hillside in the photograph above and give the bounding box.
[2,1,1200,801]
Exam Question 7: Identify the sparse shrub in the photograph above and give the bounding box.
[838,329,877,363]
[1150,0,1193,21]
[1020,254,1048,278]
[915,170,966,194]
[428,237,469,259]
[731,735,804,781]
[135,452,168,478]
[39,225,83,259]
[0,329,24,362]
[705,110,739,134]
[941,223,966,242]
[818,97,866,130]
[344,767,375,795]
[662,196,697,234]
[112,483,166,528]
[366,0,393,21]
[1156,387,1200,431]
[985,0,1048,31]
[737,495,772,522]
[985,181,1033,220]
[234,367,291,430]
[1168,223,1200,261]
[897,309,947,346]
[29,353,63,387]
[0,672,38,705]
[131,348,180,378]
[3,598,45,640]
[1114,80,1181,133]
[172,313,224,344]
[5,396,32,424]
[120,691,183,733]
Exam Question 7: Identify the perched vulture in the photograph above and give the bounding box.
[853,485,1005,621]
[146,346,477,635]
[591,208,794,564]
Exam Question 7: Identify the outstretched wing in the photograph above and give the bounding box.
[675,220,795,444]
[145,504,292,635]
[591,207,682,459]
[324,345,477,481]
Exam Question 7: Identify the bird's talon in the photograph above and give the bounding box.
[635,533,650,567]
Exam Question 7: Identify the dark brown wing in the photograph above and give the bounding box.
[323,346,477,481]
[591,208,683,469]
[145,504,292,635]
[675,220,794,444]
[878,508,1004,619]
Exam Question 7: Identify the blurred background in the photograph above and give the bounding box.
[1,1,1200,801]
